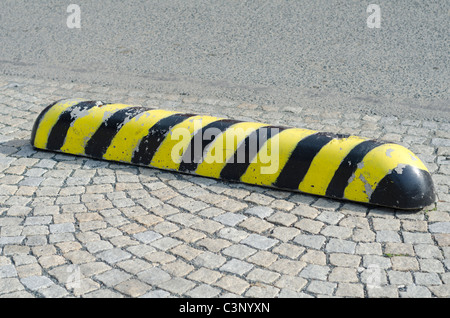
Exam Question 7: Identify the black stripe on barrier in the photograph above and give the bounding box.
[220,126,284,182]
[178,119,239,172]
[46,101,99,151]
[273,132,335,190]
[325,140,385,199]
[84,107,147,159]
[30,99,62,147]
[131,113,196,166]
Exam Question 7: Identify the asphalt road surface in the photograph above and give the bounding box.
[0,0,448,121]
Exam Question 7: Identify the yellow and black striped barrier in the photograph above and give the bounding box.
[31,99,436,210]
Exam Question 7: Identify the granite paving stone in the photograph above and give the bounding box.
[186,284,221,298]
[241,234,278,250]
[299,264,330,281]
[156,277,196,295]
[307,280,337,296]
[20,275,54,291]
[335,283,365,298]
[96,248,132,264]
[219,259,254,276]
[214,275,249,295]
[94,269,132,287]
[113,279,151,297]
[388,270,413,286]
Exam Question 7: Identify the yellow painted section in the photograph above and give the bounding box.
[60,104,130,155]
[150,115,221,170]
[240,128,317,186]
[298,136,367,195]
[195,122,268,178]
[33,99,84,149]
[344,143,428,202]
[103,109,178,162]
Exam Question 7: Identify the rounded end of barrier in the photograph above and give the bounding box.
[369,165,436,210]
[30,100,61,149]
[338,142,437,211]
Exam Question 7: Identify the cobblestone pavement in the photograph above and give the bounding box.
[0,75,448,298]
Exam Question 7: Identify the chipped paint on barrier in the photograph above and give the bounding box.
[385,148,395,157]
[31,99,437,210]
[394,164,407,174]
